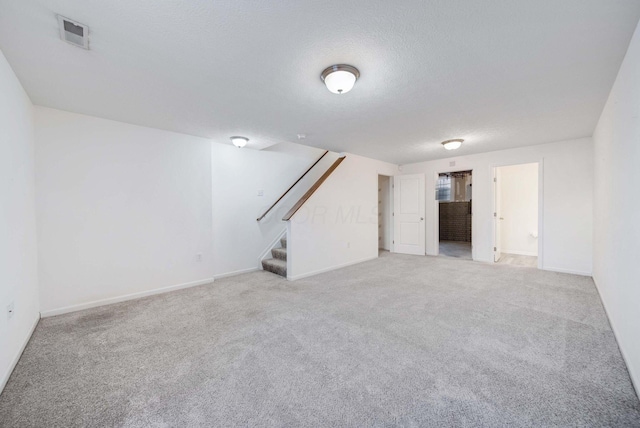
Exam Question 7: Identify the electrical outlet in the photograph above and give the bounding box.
[346,242,351,248]
[257,190,264,196]
[7,301,15,320]
[196,253,203,262]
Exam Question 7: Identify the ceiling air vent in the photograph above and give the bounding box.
[57,15,89,49]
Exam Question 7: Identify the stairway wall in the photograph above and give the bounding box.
[211,143,337,277]
[288,154,397,280]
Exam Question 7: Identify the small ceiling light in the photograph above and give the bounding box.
[321,64,360,94]
[230,136,248,148]
[441,139,464,150]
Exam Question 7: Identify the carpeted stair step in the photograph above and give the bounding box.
[280,237,287,248]
[271,247,287,261]
[262,258,286,277]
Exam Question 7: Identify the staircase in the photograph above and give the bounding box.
[257,154,346,279]
[262,236,287,277]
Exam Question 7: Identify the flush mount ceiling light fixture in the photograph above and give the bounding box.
[230,136,249,148]
[441,139,464,150]
[320,64,360,94]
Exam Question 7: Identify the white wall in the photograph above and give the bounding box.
[35,107,214,315]
[211,142,333,277]
[288,154,398,280]
[498,163,538,256]
[0,51,39,392]
[402,138,593,275]
[593,19,640,393]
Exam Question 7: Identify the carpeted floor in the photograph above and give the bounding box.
[1,252,639,427]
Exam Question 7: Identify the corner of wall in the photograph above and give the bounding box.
[0,49,41,394]
[590,16,640,396]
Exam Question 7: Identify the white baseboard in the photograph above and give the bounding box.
[287,255,378,281]
[542,265,592,276]
[214,267,260,280]
[592,276,639,398]
[1,314,40,394]
[502,249,538,257]
[40,278,214,317]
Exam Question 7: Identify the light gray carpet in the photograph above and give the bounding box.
[1,252,639,427]
[439,240,472,260]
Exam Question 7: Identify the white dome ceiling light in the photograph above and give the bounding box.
[230,136,249,148]
[321,64,360,94]
[441,139,464,150]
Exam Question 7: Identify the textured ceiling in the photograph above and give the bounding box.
[1,0,639,163]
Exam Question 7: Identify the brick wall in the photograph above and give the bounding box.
[439,201,472,242]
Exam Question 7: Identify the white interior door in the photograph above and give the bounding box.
[393,174,425,255]
[494,168,502,262]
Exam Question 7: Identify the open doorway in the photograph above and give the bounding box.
[493,163,539,267]
[378,175,393,253]
[437,170,472,260]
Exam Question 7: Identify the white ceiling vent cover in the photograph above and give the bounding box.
[57,15,89,49]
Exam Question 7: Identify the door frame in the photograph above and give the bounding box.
[377,174,394,252]
[433,168,475,260]
[491,160,544,269]
[494,167,502,262]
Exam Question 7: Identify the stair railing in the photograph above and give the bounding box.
[256,150,329,221]
[282,156,346,221]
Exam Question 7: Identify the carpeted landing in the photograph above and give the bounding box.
[1,252,639,427]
